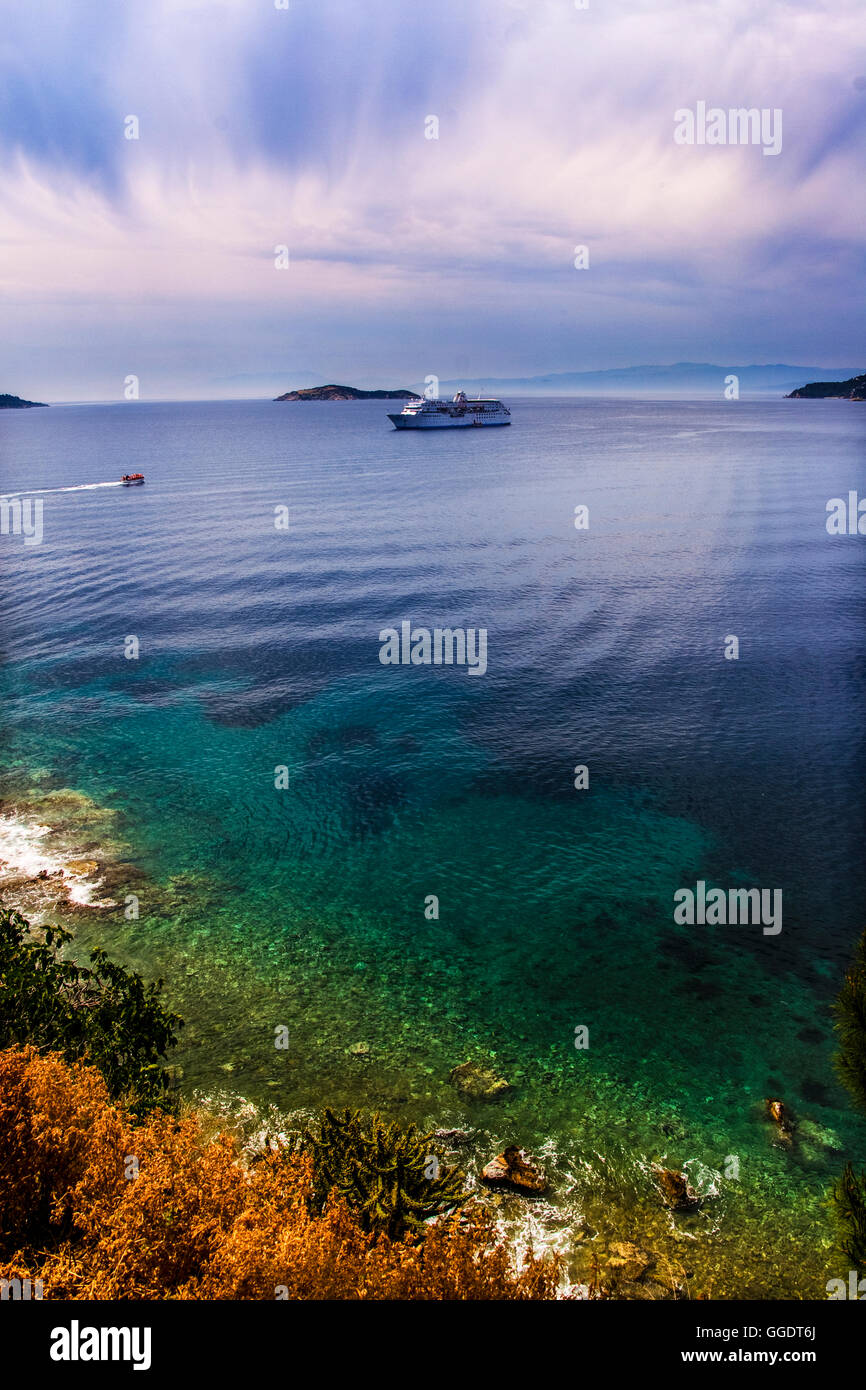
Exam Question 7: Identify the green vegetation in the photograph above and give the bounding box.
[0,393,48,408]
[302,1106,470,1240]
[786,373,866,400]
[274,384,419,401]
[832,1163,866,1267]
[834,928,866,1115]
[831,927,866,1264]
[0,1047,556,1299]
[0,908,182,1116]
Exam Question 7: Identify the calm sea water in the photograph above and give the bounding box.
[1,396,864,1294]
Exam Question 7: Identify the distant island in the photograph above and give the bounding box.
[0,392,48,409]
[786,373,865,401]
[274,384,421,402]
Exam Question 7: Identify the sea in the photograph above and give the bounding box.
[1,395,864,1296]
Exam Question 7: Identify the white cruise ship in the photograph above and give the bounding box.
[388,390,511,429]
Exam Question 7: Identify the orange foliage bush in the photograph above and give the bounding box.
[0,1047,558,1300]
[0,1044,124,1256]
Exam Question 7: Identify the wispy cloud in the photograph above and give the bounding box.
[0,0,863,397]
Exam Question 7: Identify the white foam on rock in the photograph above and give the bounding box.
[0,810,112,907]
[0,815,61,878]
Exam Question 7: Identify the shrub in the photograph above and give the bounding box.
[0,1047,558,1301]
[0,1045,122,1258]
[302,1106,469,1239]
[831,1162,866,1267]
[834,928,866,1117]
[830,928,866,1264]
[0,908,182,1115]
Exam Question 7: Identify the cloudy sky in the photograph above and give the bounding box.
[0,0,863,400]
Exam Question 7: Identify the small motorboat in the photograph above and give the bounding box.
[121,473,145,486]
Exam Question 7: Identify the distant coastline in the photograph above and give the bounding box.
[274,384,421,402]
[786,373,866,401]
[7,367,865,407]
[0,393,48,409]
[263,366,865,401]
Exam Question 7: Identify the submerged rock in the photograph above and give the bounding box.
[64,860,99,876]
[433,1128,473,1146]
[765,1097,795,1144]
[481,1145,547,1194]
[449,1060,512,1102]
[606,1241,655,1282]
[653,1165,700,1211]
[619,1279,680,1301]
[797,1117,843,1156]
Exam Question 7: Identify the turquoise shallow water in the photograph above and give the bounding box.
[1,396,865,1294]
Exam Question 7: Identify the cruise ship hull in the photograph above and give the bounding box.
[388,389,511,429]
[387,413,511,429]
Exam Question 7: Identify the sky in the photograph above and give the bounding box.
[0,0,864,401]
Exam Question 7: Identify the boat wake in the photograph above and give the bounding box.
[0,482,125,497]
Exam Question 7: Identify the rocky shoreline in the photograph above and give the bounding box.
[0,775,852,1300]
[786,372,866,400]
[0,392,48,408]
[0,788,130,917]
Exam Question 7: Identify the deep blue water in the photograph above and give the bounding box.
[1,396,865,1293]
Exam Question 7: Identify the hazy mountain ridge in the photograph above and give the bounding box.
[435,364,864,397]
